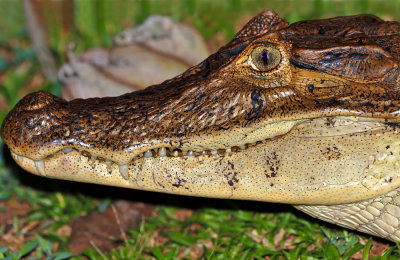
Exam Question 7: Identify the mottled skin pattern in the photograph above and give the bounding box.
[2,11,400,241]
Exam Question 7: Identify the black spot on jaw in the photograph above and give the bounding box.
[226,172,239,187]
[325,117,336,127]
[320,146,341,160]
[223,162,239,187]
[228,161,235,170]
[385,177,393,183]
[172,177,187,188]
[264,152,280,178]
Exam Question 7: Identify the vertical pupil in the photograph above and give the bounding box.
[261,50,269,66]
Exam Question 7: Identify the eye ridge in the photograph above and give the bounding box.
[249,46,282,72]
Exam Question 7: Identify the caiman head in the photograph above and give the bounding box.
[3,10,400,241]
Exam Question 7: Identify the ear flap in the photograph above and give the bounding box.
[292,45,397,82]
[233,10,288,42]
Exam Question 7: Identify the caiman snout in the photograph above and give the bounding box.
[1,91,67,160]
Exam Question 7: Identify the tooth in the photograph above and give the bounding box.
[119,164,129,180]
[105,160,112,168]
[188,150,194,157]
[174,151,179,157]
[226,148,231,153]
[16,155,23,162]
[62,147,73,153]
[34,160,46,176]
[133,156,139,161]
[145,150,152,158]
[202,151,207,155]
[159,147,167,157]
[211,150,218,155]
[90,155,97,162]
[239,145,246,149]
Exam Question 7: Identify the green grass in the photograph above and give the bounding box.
[2,0,400,259]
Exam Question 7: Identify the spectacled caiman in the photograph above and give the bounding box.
[2,10,400,241]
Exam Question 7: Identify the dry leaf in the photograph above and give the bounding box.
[60,16,210,100]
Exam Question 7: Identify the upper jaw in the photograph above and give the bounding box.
[0,88,301,165]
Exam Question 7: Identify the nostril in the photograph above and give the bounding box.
[20,91,60,111]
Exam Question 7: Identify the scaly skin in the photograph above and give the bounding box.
[2,11,400,241]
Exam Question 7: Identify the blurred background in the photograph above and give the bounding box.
[2,0,400,258]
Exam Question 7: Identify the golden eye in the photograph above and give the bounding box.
[249,46,281,72]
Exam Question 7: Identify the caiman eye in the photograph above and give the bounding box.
[249,46,281,72]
